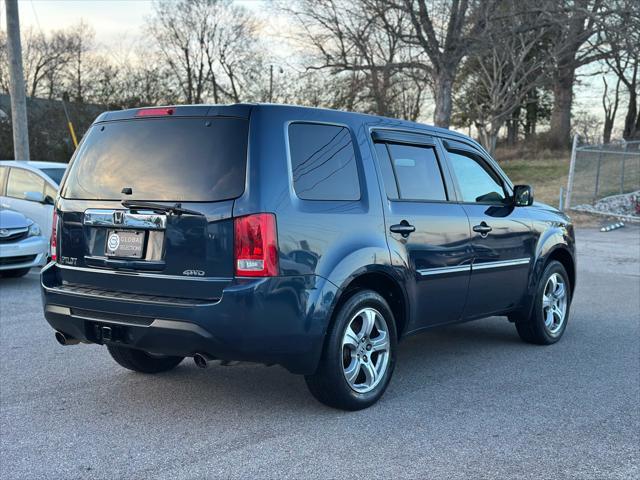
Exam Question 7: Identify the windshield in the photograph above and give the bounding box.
[61,117,248,202]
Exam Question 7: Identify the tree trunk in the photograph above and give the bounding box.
[524,91,538,140]
[433,72,454,128]
[623,88,638,141]
[507,107,520,146]
[477,124,498,156]
[603,117,614,144]
[211,71,219,104]
[549,67,574,149]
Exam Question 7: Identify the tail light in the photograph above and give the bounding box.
[50,209,58,262]
[234,213,278,277]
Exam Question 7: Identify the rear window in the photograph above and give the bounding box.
[62,117,248,202]
[288,123,360,201]
[40,167,66,185]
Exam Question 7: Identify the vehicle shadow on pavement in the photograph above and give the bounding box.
[85,317,523,414]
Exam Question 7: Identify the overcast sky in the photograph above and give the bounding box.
[1,0,622,132]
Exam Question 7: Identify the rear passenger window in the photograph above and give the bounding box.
[376,143,447,201]
[289,123,360,201]
[374,143,399,199]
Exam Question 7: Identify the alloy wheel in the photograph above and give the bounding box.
[341,307,390,393]
[542,273,568,336]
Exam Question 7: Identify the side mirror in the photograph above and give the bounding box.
[513,185,534,207]
[44,195,55,205]
[24,191,45,203]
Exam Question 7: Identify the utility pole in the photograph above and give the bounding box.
[5,0,30,160]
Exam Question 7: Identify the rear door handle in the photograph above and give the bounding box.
[390,221,415,237]
[472,222,492,237]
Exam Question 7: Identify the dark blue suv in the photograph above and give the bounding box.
[41,104,576,410]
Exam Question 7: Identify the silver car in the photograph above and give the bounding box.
[0,208,48,277]
[0,161,68,241]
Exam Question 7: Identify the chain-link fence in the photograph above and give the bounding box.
[564,138,640,214]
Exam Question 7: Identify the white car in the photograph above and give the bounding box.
[0,161,67,240]
[0,208,48,277]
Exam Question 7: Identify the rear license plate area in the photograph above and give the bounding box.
[105,229,145,258]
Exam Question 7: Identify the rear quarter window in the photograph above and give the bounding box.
[288,123,360,201]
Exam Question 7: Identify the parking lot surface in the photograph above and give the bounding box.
[1,227,639,479]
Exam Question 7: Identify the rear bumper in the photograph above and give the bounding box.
[40,263,338,374]
[0,237,48,271]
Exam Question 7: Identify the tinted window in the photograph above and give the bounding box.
[386,144,446,201]
[447,150,506,203]
[374,143,399,199]
[40,167,66,185]
[6,168,45,200]
[0,167,7,195]
[62,117,248,201]
[289,123,360,201]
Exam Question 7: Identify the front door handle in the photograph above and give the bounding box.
[473,222,492,237]
[390,221,415,237]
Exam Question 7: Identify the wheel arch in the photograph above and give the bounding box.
[326,267,409,340]
[545,246,576,295]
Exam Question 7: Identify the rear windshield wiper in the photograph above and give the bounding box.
[121,200,203,216]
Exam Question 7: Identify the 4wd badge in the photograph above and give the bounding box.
[183,270,205,277]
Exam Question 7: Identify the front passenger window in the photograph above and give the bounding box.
[447,151,506,203]
[6,168,45,201]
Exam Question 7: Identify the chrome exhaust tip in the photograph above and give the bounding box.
[193,353,209,369]
[55,331,79,346]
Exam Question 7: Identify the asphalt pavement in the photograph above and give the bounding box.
[1,227,639,479]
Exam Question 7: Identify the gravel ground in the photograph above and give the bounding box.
[1,227,639,479]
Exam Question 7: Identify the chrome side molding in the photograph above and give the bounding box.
[418,258,530,276]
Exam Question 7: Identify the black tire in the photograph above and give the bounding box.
[305,290,397,411]
[515,260,572,345]
[107,345,184,373]
[1,268,30,278]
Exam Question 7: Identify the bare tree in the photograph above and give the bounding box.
[400,0,494,128]
[22,29,78,98]
[573,109,603,143]
[149,0,211,103]
[204,3,265,103]
[64,21,94,103]
[600,0,639,141]
[601,75,621,143]
[284,0,428,119]
[544,0,608,148]
[147,0,265,104]
[455,1,552,154]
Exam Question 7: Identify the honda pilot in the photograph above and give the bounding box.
[41,104,576,410]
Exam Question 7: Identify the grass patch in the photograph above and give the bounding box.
[494,147,570,207]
